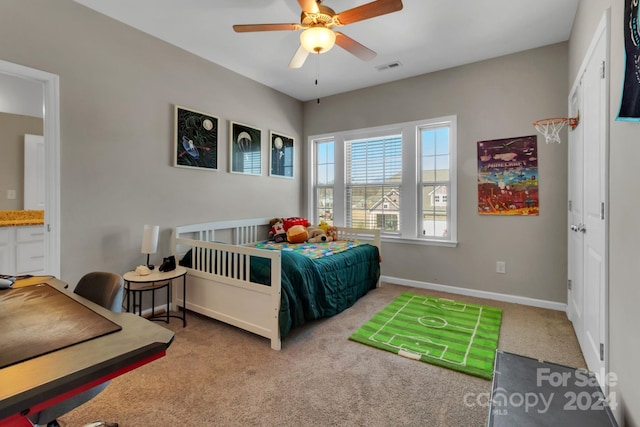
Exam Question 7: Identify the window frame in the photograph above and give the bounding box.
[308,116,457,247]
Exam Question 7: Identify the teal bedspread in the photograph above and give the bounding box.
[263,244,380,337]
[180,243,380,338]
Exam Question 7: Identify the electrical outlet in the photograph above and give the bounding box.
[496,261,506,274]
[7,189,16,200]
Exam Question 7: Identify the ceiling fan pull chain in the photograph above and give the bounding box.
[316,52,321,103]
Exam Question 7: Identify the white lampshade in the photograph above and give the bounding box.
[300,27,336,54]
[141,224,159,255]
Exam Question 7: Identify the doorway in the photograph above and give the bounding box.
[0,60,60,277]
[567,11,609,390]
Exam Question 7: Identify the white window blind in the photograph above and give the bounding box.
[346,135,402,231]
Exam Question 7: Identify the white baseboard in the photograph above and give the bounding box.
[380,275,567,312]
[124,303,173,318]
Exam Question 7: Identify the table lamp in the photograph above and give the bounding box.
[141,224,159,270]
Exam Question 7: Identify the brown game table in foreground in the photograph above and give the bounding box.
[0,276,174,427]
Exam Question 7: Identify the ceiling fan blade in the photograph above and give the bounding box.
[289,44,310,68]
[336,0,403,25]
[335,32,376,61]
[298,0,319,14]
[233,23,300,32]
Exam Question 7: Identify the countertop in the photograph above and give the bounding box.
[0,210,44,227]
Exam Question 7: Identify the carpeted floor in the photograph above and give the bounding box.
[58,283,585,427]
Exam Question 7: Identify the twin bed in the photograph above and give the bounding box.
[171,217,381,350]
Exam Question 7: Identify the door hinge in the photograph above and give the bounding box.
[568,279,572,290]
[600,343,605,361]
[600,61,606,79]
[569,200,572,212]
[601,202,605,220]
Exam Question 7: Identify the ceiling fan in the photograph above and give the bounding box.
[233,0,403,68]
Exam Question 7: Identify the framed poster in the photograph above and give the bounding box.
[173,105,219,170]
[269,131,294,178]
[229,121,261,175]
[477,135,539,216]
[618,0,640,121]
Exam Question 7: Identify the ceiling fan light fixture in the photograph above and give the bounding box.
[300,26,336,54]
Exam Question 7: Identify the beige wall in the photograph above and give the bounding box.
[304,43,569,303]
[0,113,43,210]
[570,0,640,425]
[0,0,303,285]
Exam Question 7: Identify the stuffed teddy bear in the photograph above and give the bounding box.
[307,227,333,243]
[269,218,286,243]
[286,224,308,244]
[326,225,338,241]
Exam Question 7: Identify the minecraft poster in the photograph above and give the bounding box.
[477,135,539,216]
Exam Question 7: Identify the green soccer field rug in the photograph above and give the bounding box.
[350,292,503,379]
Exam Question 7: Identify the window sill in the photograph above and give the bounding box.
[381,235,458,248]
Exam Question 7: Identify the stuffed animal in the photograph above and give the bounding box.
[326,225,338,241]
[307,227,332,243]
[283,217,310,230]
[269,218,286,243]
[286,224,308,244]
[318,220,329,233]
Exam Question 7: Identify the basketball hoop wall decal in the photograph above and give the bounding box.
[533,113,579,144]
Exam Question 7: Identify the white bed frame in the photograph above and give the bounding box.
[171,217,381,350]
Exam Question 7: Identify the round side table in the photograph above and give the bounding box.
[123,266,187,327]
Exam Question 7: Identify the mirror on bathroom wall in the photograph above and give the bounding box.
[0,72,44,211]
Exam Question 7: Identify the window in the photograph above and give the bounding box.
[315,140,334,224]
[309,116,457,245]
[420,124,452,238]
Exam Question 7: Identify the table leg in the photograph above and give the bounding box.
[166,280,171,324]
[151,283,156,319]
[126,281,130,313]
[182,274,187,327]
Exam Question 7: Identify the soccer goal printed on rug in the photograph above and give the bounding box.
[350,293,502,380]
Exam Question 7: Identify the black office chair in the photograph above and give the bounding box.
[30,272,123,427]
[74,272,123,313]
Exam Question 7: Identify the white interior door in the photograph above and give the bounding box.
[581,27,608,382]
[567,89,584,328]
[24,134,45,210]
[568,15,609,389]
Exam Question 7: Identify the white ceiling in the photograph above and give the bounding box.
[73,0,579,102]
